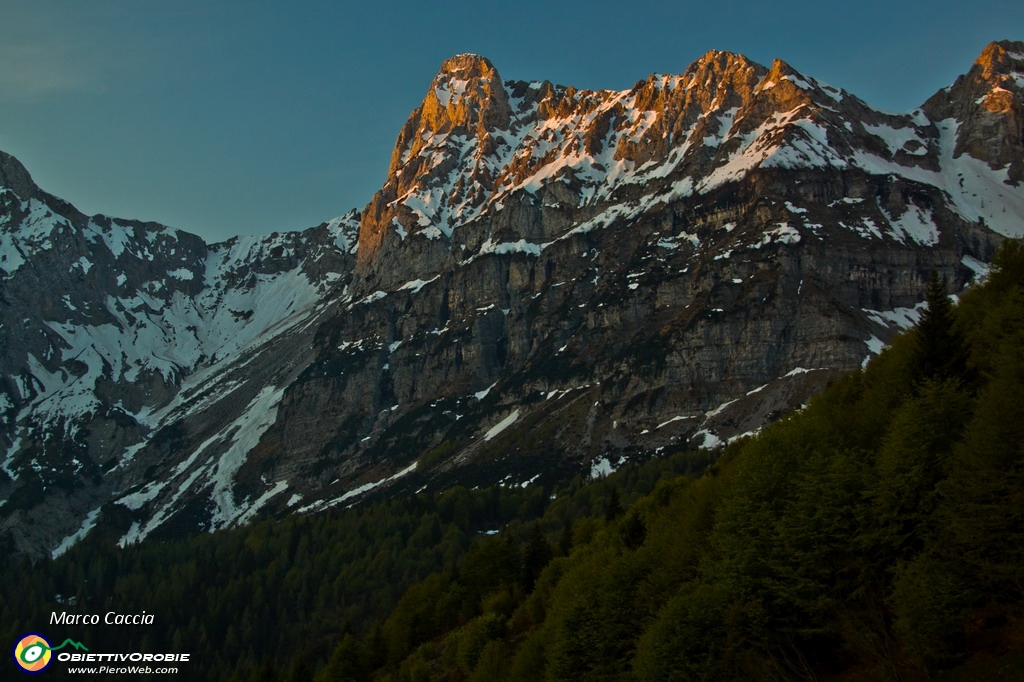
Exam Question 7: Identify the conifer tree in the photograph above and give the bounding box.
[521,523,553,592]
[620,509,647,550]
[604,487,623,521]
[558,519,573,556]
[912,271,970,385]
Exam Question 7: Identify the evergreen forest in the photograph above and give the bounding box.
[4,241,1024,681]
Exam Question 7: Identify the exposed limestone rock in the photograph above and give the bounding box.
[923,40,1024,181]
[1,42,1022,558]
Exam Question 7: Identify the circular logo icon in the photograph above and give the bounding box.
[13,633,52,674]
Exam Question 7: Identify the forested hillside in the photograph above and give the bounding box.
[343,240,1024,682]
[0,437,703,680]
[4,241,1024,681]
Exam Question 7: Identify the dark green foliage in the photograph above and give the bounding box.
[252,658,282,682]
[557,518,573,557]
[368,240,1024,681]
[633,582,731,681]
[0,484,561,681]
[604,486,623,521]
[873,378,972,557]
[521,523,554,592]
[6,241,1024,681]
[329,452,705,681]
[912,270,971,386]
[619,509,647,550]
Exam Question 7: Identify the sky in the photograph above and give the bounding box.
[0,1,1021,243]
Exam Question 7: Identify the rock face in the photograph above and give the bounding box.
[923,41,1024,181]
[2,42,1024,559]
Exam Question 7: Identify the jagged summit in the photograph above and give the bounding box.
[925,40,1024,108]
[0,151,36,201]
[922,40,1024,179]
[3,41,1024,559]
[418,53,511,137]
[356,47,976,290]
[435,53,500,78]
[975,40,1024,79]
[684,49,763,80]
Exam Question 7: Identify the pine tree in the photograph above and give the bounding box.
[251,658,281,682]
[620,510,647,550]
[604,487,623,521]
[521,523,553,592]
[912,271,970,385]
[558,519,573,556]
[316,633,366,682]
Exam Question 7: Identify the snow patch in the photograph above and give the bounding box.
[864,335,886,360]
[116,480,168,511]
[474,383,497,401]
[590,457,615,479]
[863,303,926,330]
[706,398,738,418]
[694,430,723,449]
[863,122,928,156]
[399,275,439,293]
[484,410,520,441]
[303,461,419,512]
[656,415,695,429]
[962,255,989,280]
[168,268,194,281]
[520,473,541,488]
[52,507,102,559]
[885,204,939,245]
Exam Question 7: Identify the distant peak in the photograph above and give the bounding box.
[975,40,1024,77]
[981,40,1024,60]
[690,49,759,71]
[436,54,500,81]
[0,150,37,201]
[680,50,765,89]
[696,49,744,62]
[767,57,800,78]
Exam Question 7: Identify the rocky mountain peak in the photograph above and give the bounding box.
[974,40,1024,82]
[688,49,760,76]
[355,45,1006,286]
[435,53,500,79]
[951,40,1024,113]
[0,151,37,202]
[4,41,1024,560]
[419,53,511,135]
[1,150,90,232]
[922,41,1024,179]
[355,54,514,271]
[971,41,1024,119]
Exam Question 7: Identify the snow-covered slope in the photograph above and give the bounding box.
[2,41,1023,558]
[356,47,1024,294]
[0,155,359,554]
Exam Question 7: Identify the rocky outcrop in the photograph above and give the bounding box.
[0,156,359,556]
[357,54,512,271]
[1,42,1023,559]
[923,40,1024,181]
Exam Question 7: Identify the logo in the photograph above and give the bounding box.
[12,634,88,674]
[13,634,51,674]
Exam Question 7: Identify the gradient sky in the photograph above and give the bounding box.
[1,1,1021,243]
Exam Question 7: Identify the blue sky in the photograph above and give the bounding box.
[0,1,1021,243]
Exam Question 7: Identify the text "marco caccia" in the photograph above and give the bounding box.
[51,612,155,626]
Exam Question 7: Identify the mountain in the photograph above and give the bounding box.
[2,41,1023,559]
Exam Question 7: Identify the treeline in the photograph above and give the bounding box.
[0,432,705,680]
[329,242,1024,681]
[4,242,1024,681]
[0,484,548,680]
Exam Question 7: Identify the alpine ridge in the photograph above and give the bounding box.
[2,41,1023,558]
